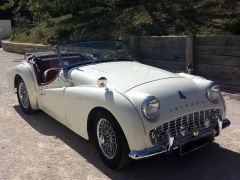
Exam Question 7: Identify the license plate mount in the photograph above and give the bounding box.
[180,134,215,156]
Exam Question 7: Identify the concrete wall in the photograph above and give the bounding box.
[0,20,12,40]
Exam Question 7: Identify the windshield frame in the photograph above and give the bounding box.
[56,40,133,78]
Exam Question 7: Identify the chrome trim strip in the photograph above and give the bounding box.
[128,146,167,160]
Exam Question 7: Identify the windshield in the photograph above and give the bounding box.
[56,41,133,70]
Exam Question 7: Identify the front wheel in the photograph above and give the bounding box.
[93,111,131,169]
[16,79,35,114]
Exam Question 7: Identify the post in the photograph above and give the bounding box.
[185,36,196,74]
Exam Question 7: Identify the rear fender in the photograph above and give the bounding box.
[7,62,39,109]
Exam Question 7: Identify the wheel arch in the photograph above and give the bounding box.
[64,86,147,151]
[87,107,128,142]
[14,74,22,89]
[11,63,39,110]
[86,102,146,152]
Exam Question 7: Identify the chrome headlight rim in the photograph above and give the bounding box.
[141,96,160,120]
[206,82,220,102]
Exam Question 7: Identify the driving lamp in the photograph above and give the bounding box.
[179,125,188,136]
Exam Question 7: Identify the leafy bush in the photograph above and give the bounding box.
[226,19,240,35]
[5,0,240,44]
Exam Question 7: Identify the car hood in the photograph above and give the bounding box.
[125,77,224,133]
[70,61,181,92]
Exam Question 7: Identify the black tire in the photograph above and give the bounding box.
[92,111,131,170]
[16,78,35,114]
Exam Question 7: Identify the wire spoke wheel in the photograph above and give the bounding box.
[97,118,118,159]
[18,82,30,109]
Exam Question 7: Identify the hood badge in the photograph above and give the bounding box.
[178,91,186,100]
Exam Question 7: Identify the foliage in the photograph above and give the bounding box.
[140,0,240,35]
[226,19,240,35]
[1,0,240,44]
[0,0,15,10]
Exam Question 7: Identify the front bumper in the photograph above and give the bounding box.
[129,118,230,160]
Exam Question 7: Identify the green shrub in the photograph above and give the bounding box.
[226,19,240,35]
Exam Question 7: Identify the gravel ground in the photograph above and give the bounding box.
[0,48,239,180]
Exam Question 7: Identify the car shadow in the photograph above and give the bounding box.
[14,105,240,180]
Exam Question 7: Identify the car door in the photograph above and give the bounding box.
[40,71,68,125]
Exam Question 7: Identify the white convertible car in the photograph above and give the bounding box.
[7,41,230,169]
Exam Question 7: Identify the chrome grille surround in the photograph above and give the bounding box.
[149,109,220,145]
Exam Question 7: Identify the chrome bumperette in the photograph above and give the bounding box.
[217,113,223,132]
[166,129,174,151]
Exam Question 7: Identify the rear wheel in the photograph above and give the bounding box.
[16,78,34,114]
[93,111,131,169]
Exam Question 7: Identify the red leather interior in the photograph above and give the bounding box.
[32,56,61,86]
[31,53,86,86]
[43,68,61,83]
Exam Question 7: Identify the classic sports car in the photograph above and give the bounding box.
[7,40,230,169]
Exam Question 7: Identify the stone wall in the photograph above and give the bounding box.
[1,40,52,54]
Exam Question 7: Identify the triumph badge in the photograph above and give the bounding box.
[178,91,186,100]
[192,127,199,136]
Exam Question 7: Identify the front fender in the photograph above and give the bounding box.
[64,86,147,151]
[7,62,39,109]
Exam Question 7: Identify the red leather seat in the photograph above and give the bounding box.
[43,68,60,83]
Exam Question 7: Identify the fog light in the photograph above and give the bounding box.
[204,118,211,128]
[180,125,187,136]
[152,129,162,139]
[192,127,199,136]
[212,112,219,120]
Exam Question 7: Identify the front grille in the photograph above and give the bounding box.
[149,109,219,145]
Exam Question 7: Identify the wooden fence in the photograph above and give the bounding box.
[129,35,240,91]
[129,36,186,72]
[195,36,240,90]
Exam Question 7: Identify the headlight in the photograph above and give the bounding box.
[206,83,220,102]
[141,96,160,119]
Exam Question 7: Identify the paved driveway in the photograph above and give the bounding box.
[0,48,240,180]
